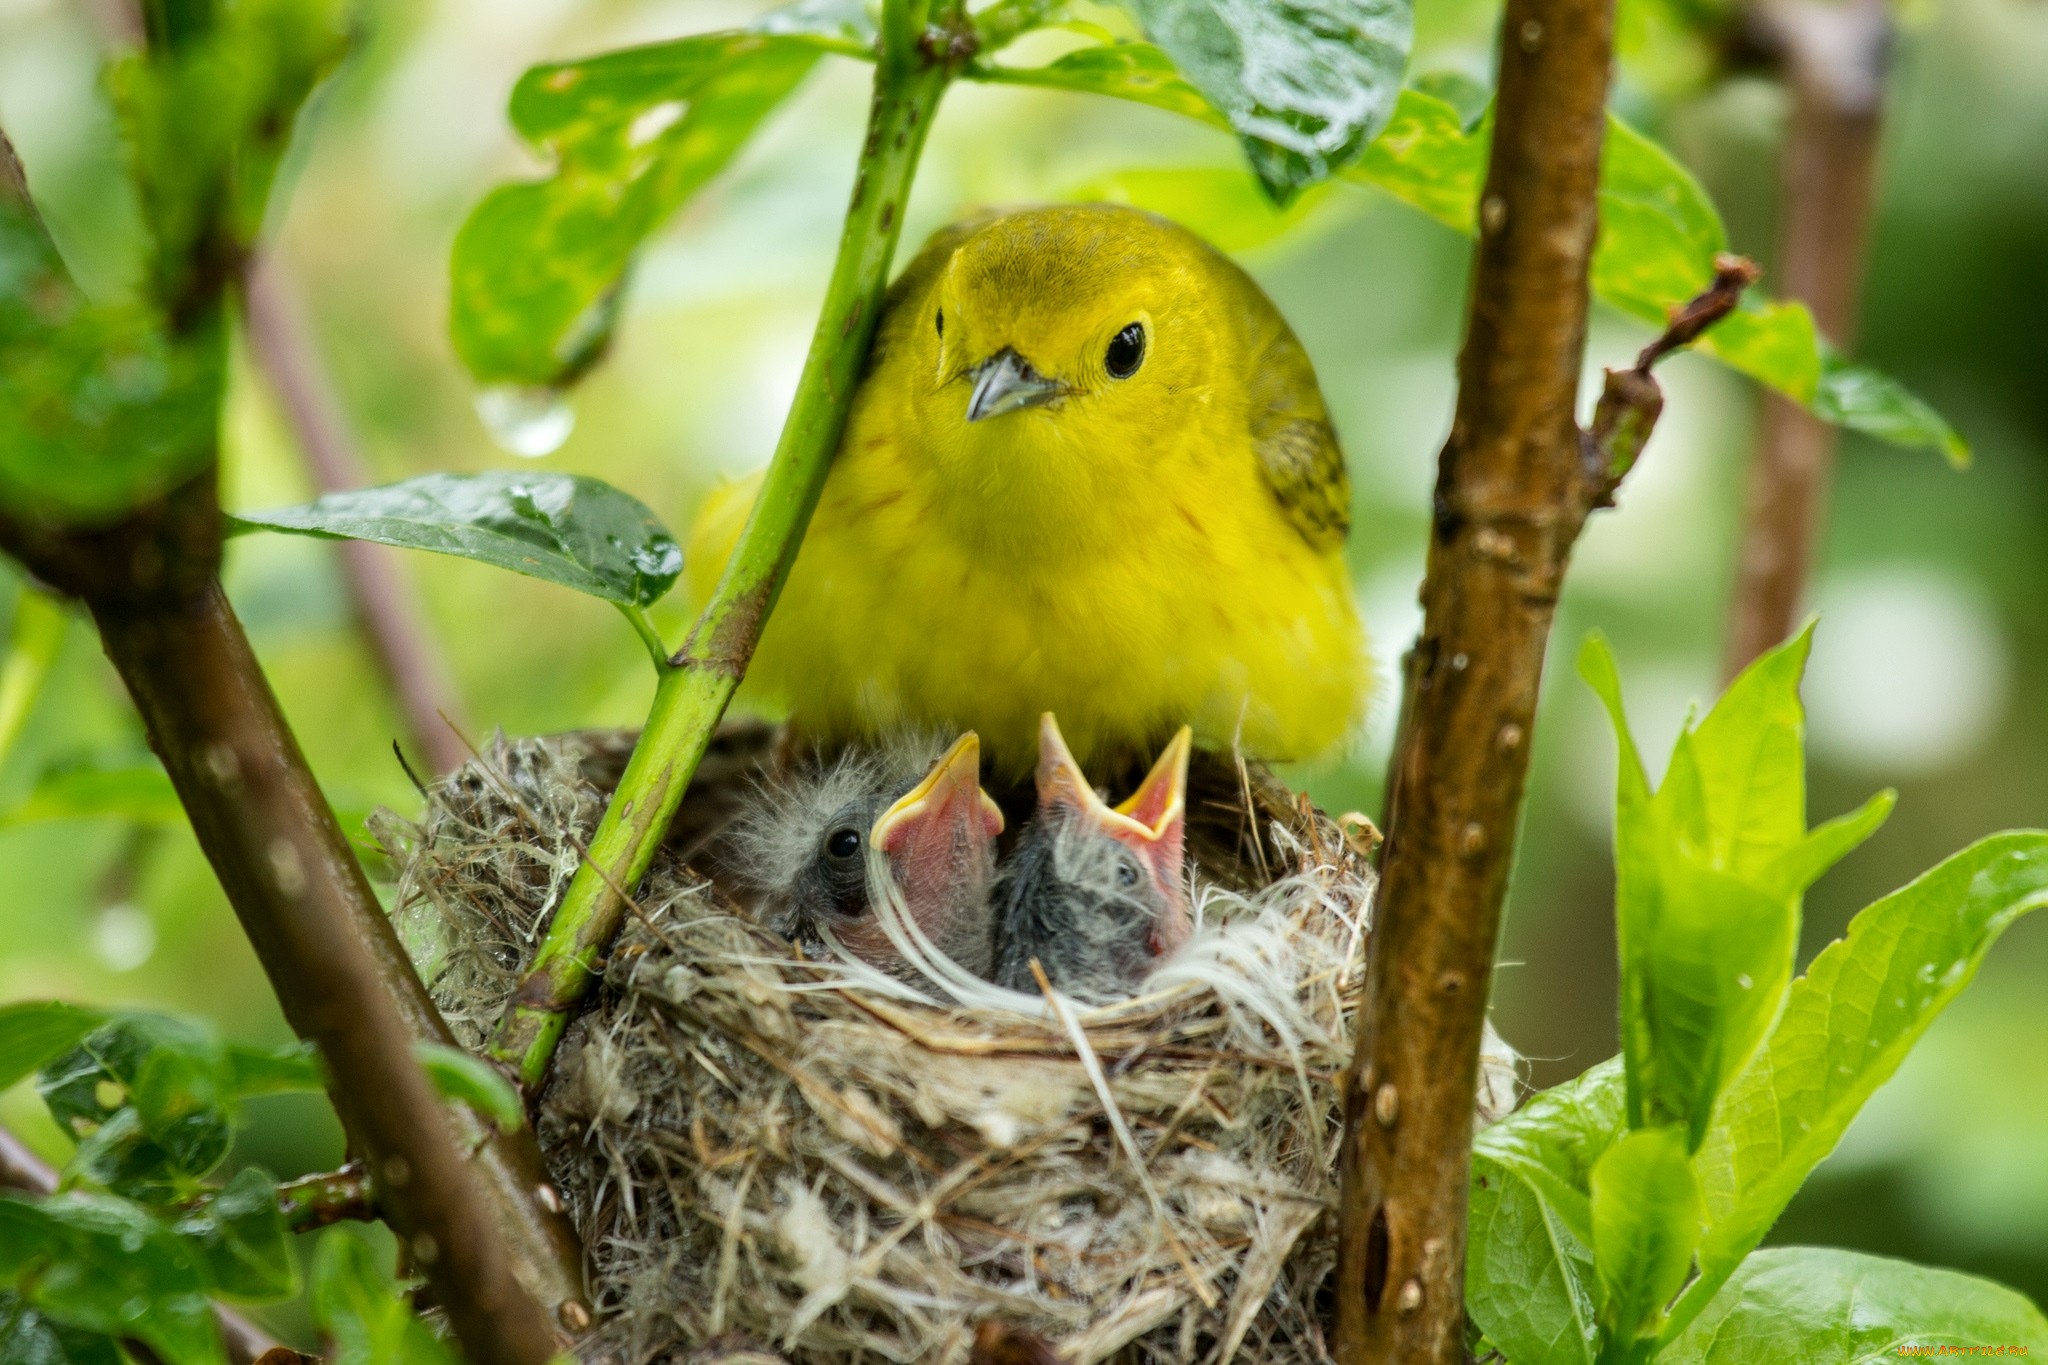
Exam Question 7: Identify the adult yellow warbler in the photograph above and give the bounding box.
[686,204,1367,773]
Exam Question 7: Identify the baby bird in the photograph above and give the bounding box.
[993,714,1193,1003]
[732,732,1004,983]
[687,203,1368,775]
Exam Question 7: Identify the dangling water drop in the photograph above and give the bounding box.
[476,384,575,457]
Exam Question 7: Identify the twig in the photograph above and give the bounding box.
[0,128,586,1361]
[241,254,473,775]
[0,1123,286,1365]
[277,1160,377,1232]
[1722,0,1891,675]
[485,0,975,1090]
[1330,0,1623,1355]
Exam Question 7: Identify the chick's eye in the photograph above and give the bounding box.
[826,828,862,860]
[1115,857,1142,888]
[1105,322,1145,379]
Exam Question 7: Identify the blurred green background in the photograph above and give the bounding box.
[1,0,2042,1338]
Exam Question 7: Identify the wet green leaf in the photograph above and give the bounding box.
[0,1291,123,1365]
[1661,1248,2048,1363]
[1466,1058,1624,1365]
[1058,166,1333,253]
[230,471,684,608]
[0,1003,106,1094]
[1116,0,1413,201]
[38,1014,233,1193]
[312,1229,459,1365]
[451,29,827,387]
[0,1192,223,1365]
[414,1043,524,1132]
[173,1167,298,1302]
[1591,1125,1702,1347]
[1667,832,2048,1344]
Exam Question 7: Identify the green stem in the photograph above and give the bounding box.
[616,602,670,669]
[486,3,967,1088]
[0,586,66,771]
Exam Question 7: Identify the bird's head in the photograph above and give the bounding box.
[907,205,1228,539]
[1033,712,1193,957]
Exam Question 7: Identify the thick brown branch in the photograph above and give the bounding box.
[1723,0,1890,675]
[241,254,472,775]
[0,1123,285,1365]
[1330,0,1620,1357]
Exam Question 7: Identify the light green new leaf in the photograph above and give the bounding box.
[0,1291,124,1365]
[0,1003,106,1094]
[312,1229,460,1365]
[1116,0,1412,201]
[230,471,684,608]
[414,1043,525,1132]
[1666,832,2048,1345]
[1591,1125,1702,1348]
[1466,1058,1626,1365]
[0,765,184,829]
[1661,1248,2048,1363]
[0,1192,223,1365]
[173,1166,298,1303]
[451,28,828,387]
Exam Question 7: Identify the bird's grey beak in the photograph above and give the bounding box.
[966,348,1064,422]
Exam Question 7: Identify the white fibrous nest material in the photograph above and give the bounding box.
[374,733,1521,1365]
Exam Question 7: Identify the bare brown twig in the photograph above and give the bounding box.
[1329,2,1755,1358]
[1723,0,1891,675]
[240,255,472,775]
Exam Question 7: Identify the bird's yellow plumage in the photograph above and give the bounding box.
[687,204,1368,774]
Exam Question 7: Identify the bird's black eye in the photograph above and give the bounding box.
[1115,857,1143,888]
[934,308,944,338]
[1105,322,1145,379]
[826,827,862,860]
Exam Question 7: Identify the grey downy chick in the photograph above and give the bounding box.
[732,732,1004,983]
[993,714,1193,1002]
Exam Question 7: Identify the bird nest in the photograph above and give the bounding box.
[374,727,1519,1365]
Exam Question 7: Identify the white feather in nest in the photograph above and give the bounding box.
[377,732,1522,1365]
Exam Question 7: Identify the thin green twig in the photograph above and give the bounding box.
[486,0,975,1088]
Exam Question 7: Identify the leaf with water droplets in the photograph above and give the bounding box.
[1667,832,2048,1346]
[0,1192,222,1365]
[0,1291,124,1365]
[229,471,683,608]
[173,1167,298,1302]
[312,1229,459,1365]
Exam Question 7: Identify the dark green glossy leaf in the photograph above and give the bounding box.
[0,1003,106,1094]
[451,31,824,387]
[1666,832,2048,1345]
[0,764,183,828]
[0,1192,222,1365]
[0,1291,123,1365]
[414,1043,524,1132]
[38,1014,233,1193]
[230,471,683,608]
[1661,1248,2048,1363]
[1117,0,1412,201]
[312,1229,459,1365]
[173,1166,298,1302]
[1466,1058,1625,1365]
[1590,1125,1701,1348]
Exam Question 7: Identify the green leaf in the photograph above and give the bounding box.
[0,1003,106,1094]
[38,1015,234,1193]
[173,1167,298,1302]
[0,589,69,775]
[0,764,184,828]
[978,41,1225,124]
[1115,0,1413,201]
[414,1043,524,1132]
[451,30,825,387]
[222,1042,323,1098]
[312,1229,460,1365]
[1661,1248,2048,1363]
[1466,1058,1626,1365]
[1590,1125,1701,1349]
[1058,166,1332,253]
[1667,831,2048,1344]
[0,1291,124,1365]
[1814,352,1970,467]
[0,1192,223,1365]
[229,471,684,608]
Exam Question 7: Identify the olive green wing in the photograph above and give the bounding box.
[1230,264,1352,552]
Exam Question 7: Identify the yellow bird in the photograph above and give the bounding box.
[686,203,1368,774]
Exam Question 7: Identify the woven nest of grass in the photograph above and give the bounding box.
[374,726,1519,1365]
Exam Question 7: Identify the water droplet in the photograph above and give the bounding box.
[123,1295,148,1319]
[476,385,575,457]
[121,1231,145,1253]
[1736,973,1754,990]
[1916,964,1936,982]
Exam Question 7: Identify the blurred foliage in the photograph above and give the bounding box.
[0,0,2044,1349]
